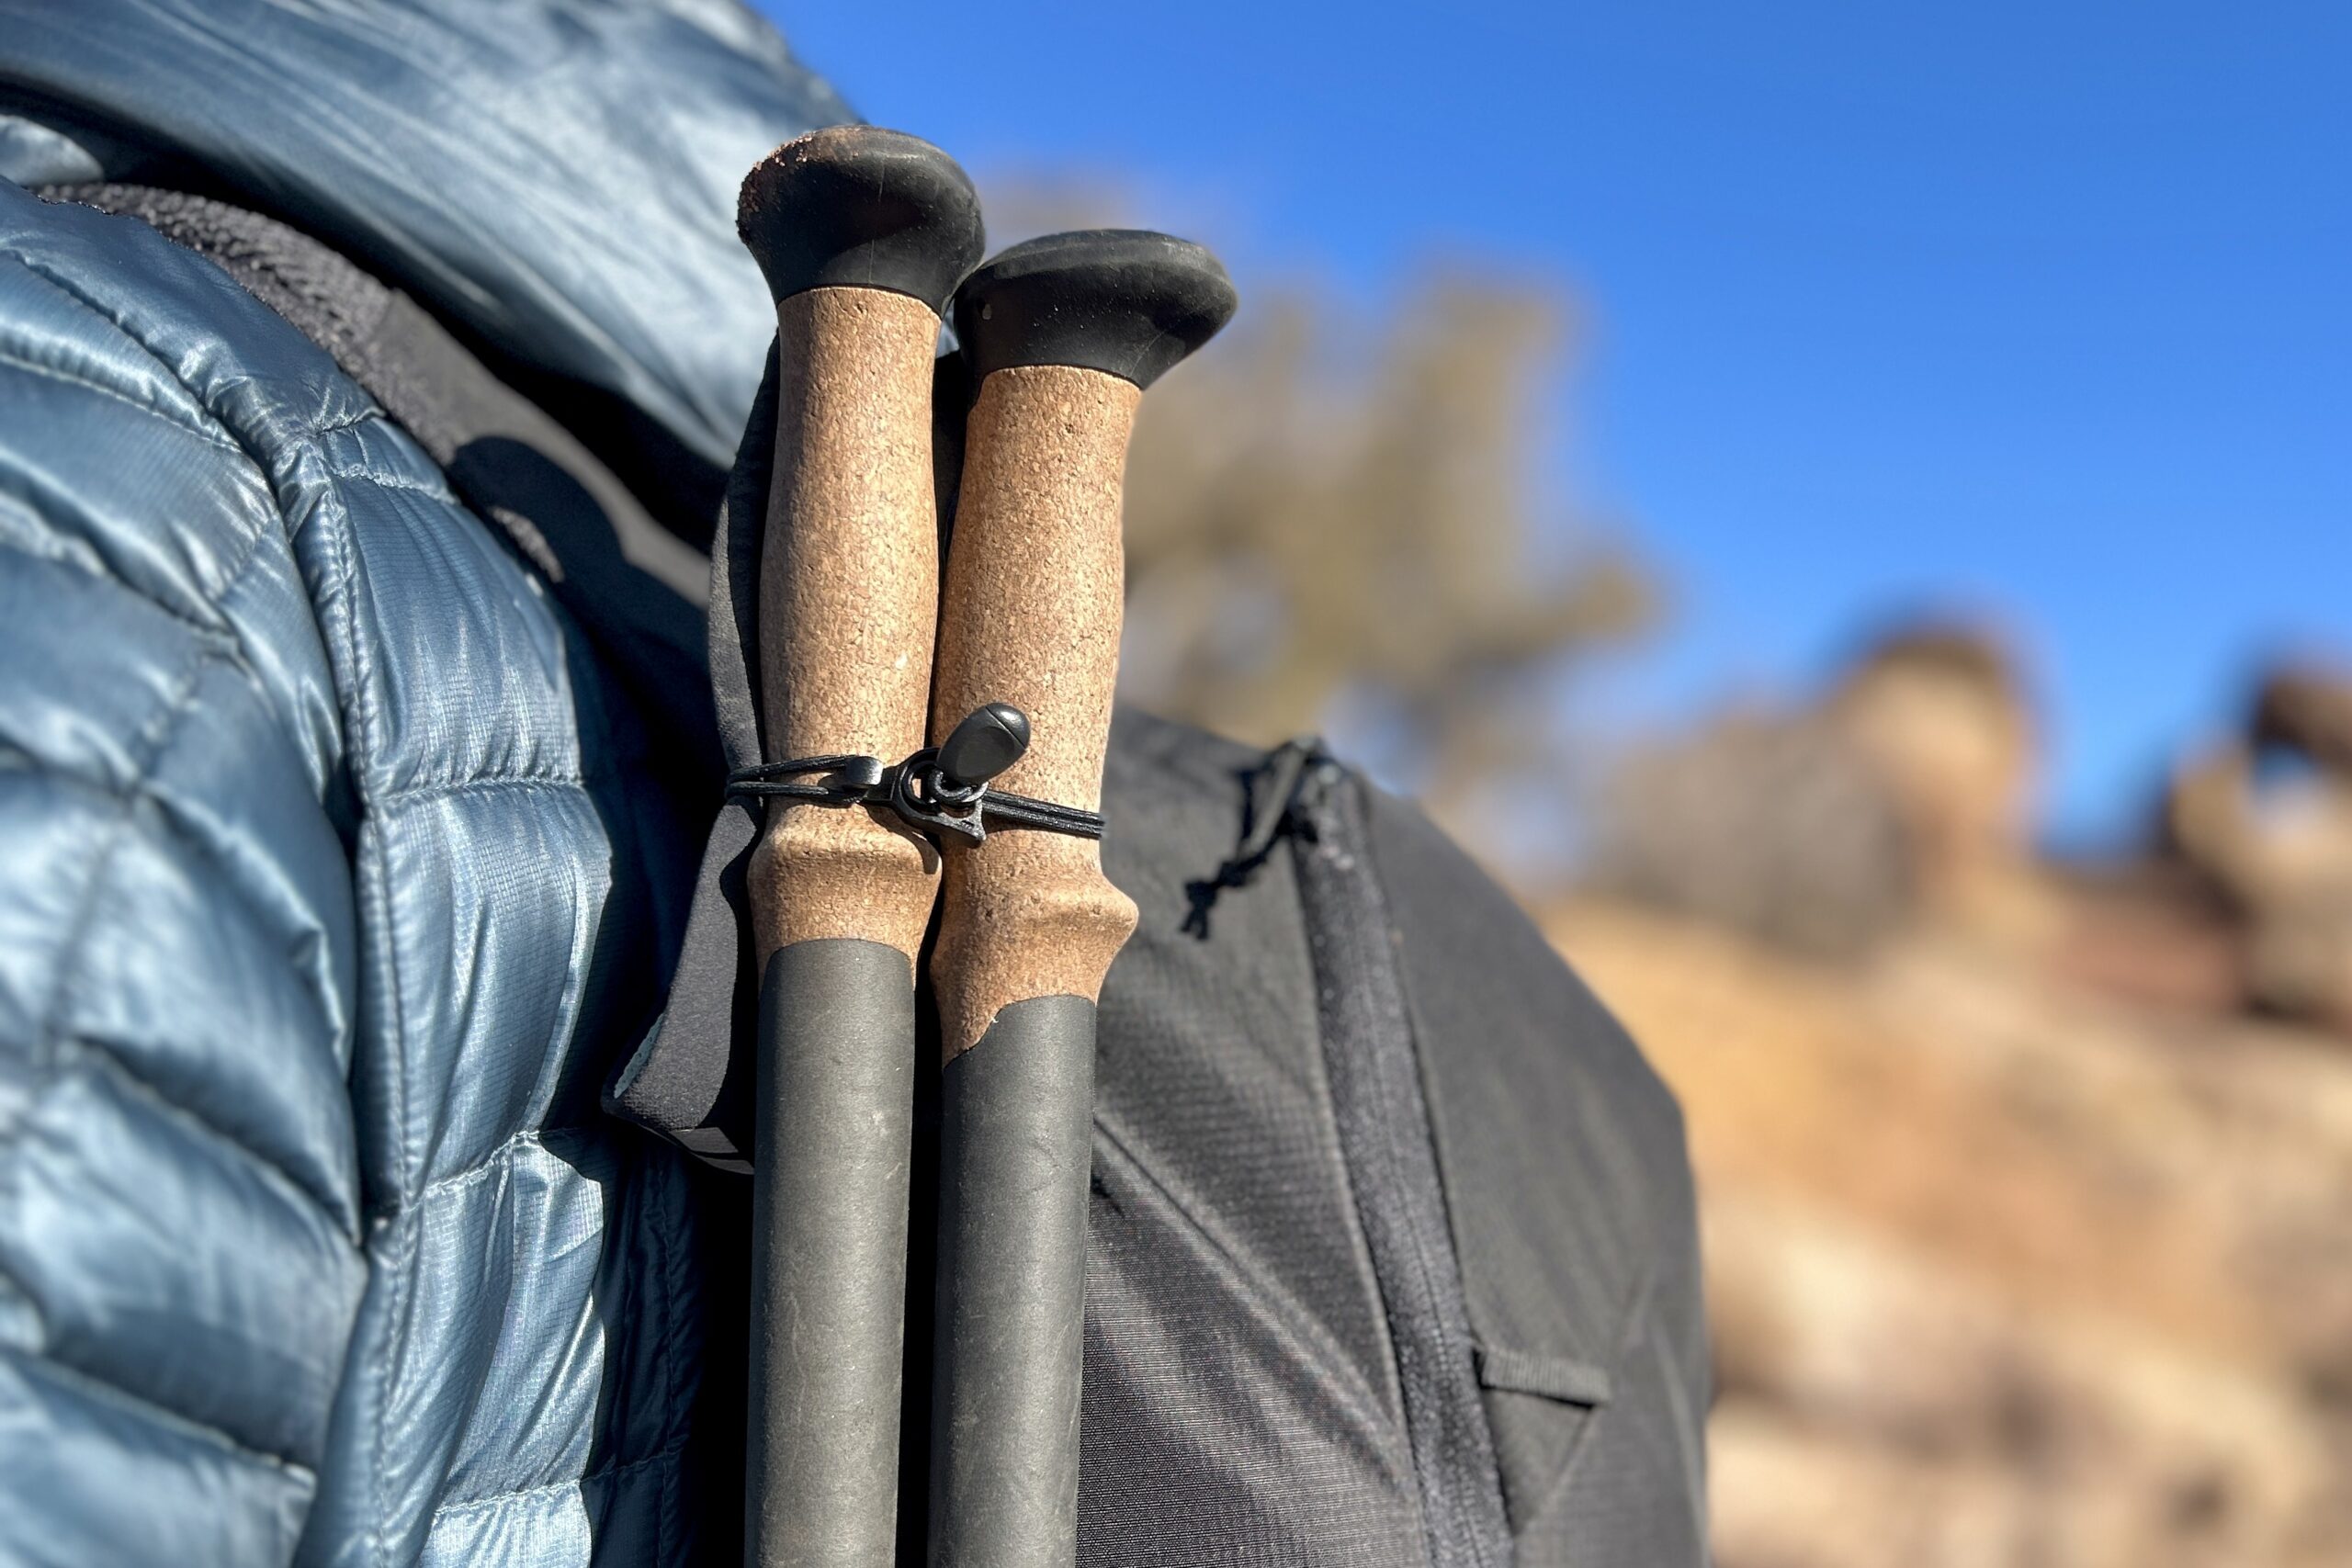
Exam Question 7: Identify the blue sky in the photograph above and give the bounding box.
[764,1,2350,844]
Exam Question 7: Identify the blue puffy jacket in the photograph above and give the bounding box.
[0,4,845,1562]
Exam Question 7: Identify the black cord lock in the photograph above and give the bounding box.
[727,702,1105,847]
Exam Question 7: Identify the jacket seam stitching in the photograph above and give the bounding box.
[16,642,215,1130]
[319,467,455,501]
[50,1025,355,1232]
[5,231,404,753]
[376,773,588,807]
[0,254,302,646]
[360,1121,607,1221]
[369,1125,544,1216]
[0,339,244,455]
[1,236,385,452]
[425,1438,690,1523]
[0,1331,319,1479]
[311,407,382,438]
[1,236,372,1539]
[361,821,405,1568]
[321,477,402,1568]
[0,528,252,649]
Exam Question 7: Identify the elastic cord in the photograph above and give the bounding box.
[727,750,1103,846]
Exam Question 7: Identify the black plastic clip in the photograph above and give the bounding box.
[885,747,989,845]
[725,702,1106,848]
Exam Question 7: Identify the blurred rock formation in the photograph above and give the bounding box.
[1561,639,2352,1567]
[1588,623,2054,956]
[1828,627,2047,941]
[1587,630,2352,1043]
[2165,663,2352,1032]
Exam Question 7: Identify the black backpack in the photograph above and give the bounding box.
[617,343,1713,1568]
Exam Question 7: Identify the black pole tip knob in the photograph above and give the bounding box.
[737,126,985,315]
[937,703,1032,791]
[953,230,1238,390]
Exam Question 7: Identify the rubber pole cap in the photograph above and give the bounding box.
[953,230,1238,390]
[737,125,985,314]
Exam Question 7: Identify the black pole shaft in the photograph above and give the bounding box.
[929,996,1098,1568]
[748,939,919,1568]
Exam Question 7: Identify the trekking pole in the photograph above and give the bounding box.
[926,231,1237,1568]
[733,126,983,1568]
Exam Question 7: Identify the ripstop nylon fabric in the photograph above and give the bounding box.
[1073,714,1713,1566]
[0,180,714,1565]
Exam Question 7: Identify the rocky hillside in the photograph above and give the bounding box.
[1551,898,2352,1566]
[1557,632,2352,1566]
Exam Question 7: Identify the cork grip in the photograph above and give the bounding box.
[929,365,1146,1058]
[750,286,944,962]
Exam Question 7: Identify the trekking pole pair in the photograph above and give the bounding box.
[729,126,1236,1568]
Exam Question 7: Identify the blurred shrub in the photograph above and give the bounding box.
[1119,272,1653,855]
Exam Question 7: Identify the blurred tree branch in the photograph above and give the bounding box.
[1124,275,1651,835]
